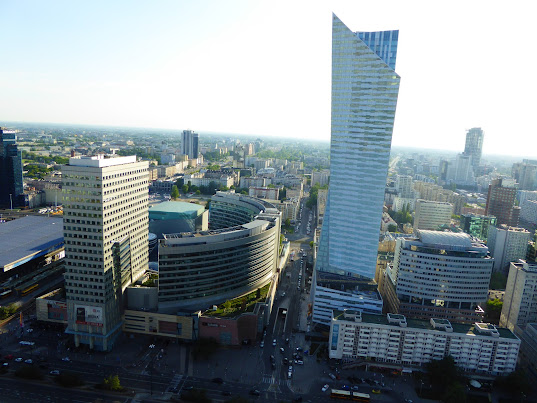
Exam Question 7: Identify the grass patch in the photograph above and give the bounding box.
[204,283,270,318]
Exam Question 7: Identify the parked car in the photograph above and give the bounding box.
[14,358,23,362]
[61,357,70,362]
[322,384,330,392]
[329,373,336,380]
[272,339,277,346]
[24,359,33,364]
[372,389,381,394]
[280,347,285,353]
[49,370,60,376]
[260,341,264,348]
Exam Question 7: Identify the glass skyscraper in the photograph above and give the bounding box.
[0,128,24,208]
[312,15,401,324]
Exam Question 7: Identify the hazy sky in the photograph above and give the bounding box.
[1,1,535,156]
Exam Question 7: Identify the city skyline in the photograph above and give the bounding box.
[1,1,536,156]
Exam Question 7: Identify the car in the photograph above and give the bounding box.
[296,347,303,352]
[329,373,336,380]
[288,365,293,371]
[271,362,276,370]
[283,358,289,365]
[183,385,194,390]
[294,360,304,365]
[4,355,14,360]
[279,347,284,353]
[263,330,267,337]
[404,400,413,403]
[61,357,70,362]
[260,341,264,348]
[26,329,33,333]
[322,384,330,392]
[222,391,232,396]
[2,363,8,367]
[270,355,275,363]
[212,377,224,384]
[272,339,277,346]
[25,359,33,364]
[372,389,381,394]
[285,338,289,344]
[14,358,23,362]
[341,385,350,391]
[282,292,286,297]
[49,370,60,375]
[249,389,260,396]
[351,385,360,391]
[288,371,292,379]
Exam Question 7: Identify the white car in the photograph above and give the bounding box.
[322,384,330,392]
[272,339,277,346]
[14,358,23,362]
[50,370,60,375]
[260,341,264,348]
[24,359,33,364]
[62,357,71,362]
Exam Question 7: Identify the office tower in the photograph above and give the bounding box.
[487,224,531,274]
[62,155,149,351]
[312,15,400,325]
[0,128,24,208]
[460,214,497,241]
[181,129,199,159]
[395,175,414,198]
[512,162,537,191]
[383,231,493,323]
[413,199,453,230]
[453,153,474,185]
[485,178,520,227]
[518,190,537,209]
[500,260,537,334]
[463,127,484,171]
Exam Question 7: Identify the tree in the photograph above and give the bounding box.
[195,190,201,195]
[309,241,314,248]
[171,185,180,200]
[223,300,232,311]
[205,200,211,210]
[425,356,462,393]
[484,299,503,324]
[103,374,122,391]
[388,224,397,232]
[182,184,189,194]
[256,288,261,299]
[442,381,467,403]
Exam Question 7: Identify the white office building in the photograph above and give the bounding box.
[312,15,400,325]
[500,260,537,334]
[413,199,453,231]
[329,310,519,376]
[63,155,149,351]
[487,225,531,274]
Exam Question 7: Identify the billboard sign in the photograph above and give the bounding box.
[75,305,103,327]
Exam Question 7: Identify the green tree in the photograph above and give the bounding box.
[425,356,462,393]
[309,241,314,248]
[496,369,530,395]
[223,300,232,311]
[388,224,397,232]
[205,200,211,210]
[195,190,201,195]
[484,299,503,324]
[182,184,189,194]
[171,185,180,200]
[442,381,467,403]
[103,374,122,391]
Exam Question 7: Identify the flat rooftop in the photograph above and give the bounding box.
[0,216,64,270]
[333,310,517,340]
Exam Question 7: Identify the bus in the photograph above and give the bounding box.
[330,390,370,402]
[331,389,351,400]
[351,392,371,402]
[0,289,12,299]
[21,284,39,296]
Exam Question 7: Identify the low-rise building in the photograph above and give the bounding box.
[329,310,519,376]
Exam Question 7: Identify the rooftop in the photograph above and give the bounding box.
[333,311,518,340]
[149,201,204,219]
[417,230,473,249]
[0,216,64,270]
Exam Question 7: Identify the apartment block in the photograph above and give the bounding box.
[487,225,531,274]
[413,199,453,231]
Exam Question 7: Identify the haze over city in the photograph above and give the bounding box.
[1,0,536,156]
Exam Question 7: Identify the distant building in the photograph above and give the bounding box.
[329,310,519,376]
[0,128,24,208]
[240,177,267,189]
[413,199,453,231]
[460,214,497,241]
[485,178,520,227]
[248,187,279,200]
[180,130,199,159]
[311,170,330,187]
[383,230,492,323]
[520,200,537,225]
[512,162,537,191]
[518,190,537,209]
[487,225,531,274]
[463,127,484,171]
[501,261,537,334]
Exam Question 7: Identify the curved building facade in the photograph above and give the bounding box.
[158,191,281,312]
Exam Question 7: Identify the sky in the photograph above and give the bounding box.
[1,1,536,156]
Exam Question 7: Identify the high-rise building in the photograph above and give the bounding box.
[500,260,537,335]
[485,178,520,227]
[512,162,537,191]
[487,224,531,274]
[312,15,400,325]
[383,231,493,323]
[463,127,484,171]
[413,199,453,231]
[0,128,24,208]
[62,155,149,351]
[180,129,199,159]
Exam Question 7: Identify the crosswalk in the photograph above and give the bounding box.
[262,375,291,387]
